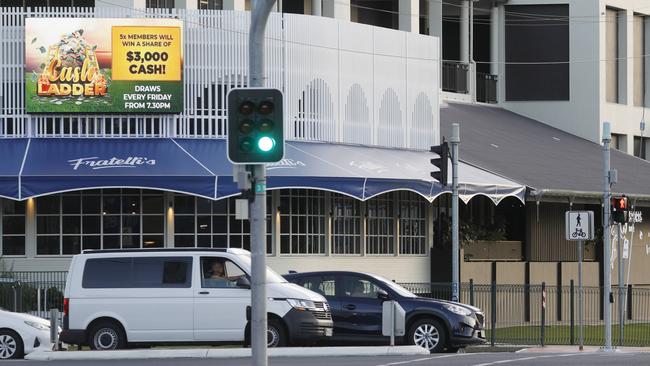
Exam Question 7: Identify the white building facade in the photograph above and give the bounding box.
[0,1,527,283]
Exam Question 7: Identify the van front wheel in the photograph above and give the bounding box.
[267,319,287,348]
[89,321,126,350]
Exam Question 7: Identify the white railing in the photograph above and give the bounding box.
[0,8,439,150]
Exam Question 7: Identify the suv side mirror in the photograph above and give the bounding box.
[377,289,389,300]
[236,276,251,289]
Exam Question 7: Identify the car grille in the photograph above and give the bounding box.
[312,301,332,320]
[475,312,485,327]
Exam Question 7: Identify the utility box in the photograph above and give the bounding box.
[382,300,405,337]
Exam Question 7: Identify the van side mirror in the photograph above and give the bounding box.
[377,289,389,300]
[236,276,251,289]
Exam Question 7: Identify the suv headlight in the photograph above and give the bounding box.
[443,304,472,316]
[25,321,50,331]
[286,298,317,311]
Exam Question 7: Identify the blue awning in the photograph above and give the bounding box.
[20,138,215,199]
[1,138,525,203]
[0,139,29,200]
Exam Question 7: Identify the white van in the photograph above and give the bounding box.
[59,248,332,350]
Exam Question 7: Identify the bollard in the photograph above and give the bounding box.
[50,308,60,351]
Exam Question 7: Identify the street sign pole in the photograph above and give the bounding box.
[565,210,593,352]
[249,2,276,366]
[578,239,584,351]
[602,122,613,352]
[450,123,460,302]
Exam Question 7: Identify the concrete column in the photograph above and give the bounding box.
[646,17,650,107]
[460,0,469,63]
[175,0,198,9]
[428,0,442,38]
[618,9,629,105]
[223,0,246,11]
[490,5,499,75]
[165,192,174,248]
[399,0,419,33]
[25,198,36,258]
[312,0,322,16]
[323,0,350,21]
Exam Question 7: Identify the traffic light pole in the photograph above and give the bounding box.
[249,2,276,366]
[602,122,613,352]
[450,123,460,302]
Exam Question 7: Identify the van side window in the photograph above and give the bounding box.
[201,257,247,288]
[82,257,192,288]
[82,258,132,288]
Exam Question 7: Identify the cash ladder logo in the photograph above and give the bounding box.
[36,30,107,98]
[69,157,156,170]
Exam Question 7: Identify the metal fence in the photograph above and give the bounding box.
[0,271,67,319]
[442,61,469,94]
[400,281,650,347]
[4,271,650,348]
[476,73,498,104]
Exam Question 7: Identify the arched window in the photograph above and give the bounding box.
[377,88,403,148]
[342,83,371,145]
[292,78,335,142]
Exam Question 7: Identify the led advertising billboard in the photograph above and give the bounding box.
[25,18,183,113]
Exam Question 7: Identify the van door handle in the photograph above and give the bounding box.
[343,304,356,310]
[198,291,210,295]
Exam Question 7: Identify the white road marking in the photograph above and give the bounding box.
[375,353,465,366]
[472,353,583,366]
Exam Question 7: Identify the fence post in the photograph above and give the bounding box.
[570,280,575,346]
[469,278,475,307]
[490,280,496,347]
[12,281,22,313]
[627,284,633,321]
[541,282,546,347]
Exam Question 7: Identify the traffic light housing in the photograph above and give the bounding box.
[430,140,449,186]
[227,88,284,164]
[611,196,629,223]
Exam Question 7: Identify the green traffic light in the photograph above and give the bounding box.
[257,136,275,152]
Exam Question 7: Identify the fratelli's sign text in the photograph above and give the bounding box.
[69,157,156,170]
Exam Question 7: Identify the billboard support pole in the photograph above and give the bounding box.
[249,2,276,366]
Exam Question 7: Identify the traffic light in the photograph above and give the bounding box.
[430,140,449,186]
[227,88,284,164]
[611,195,629,223]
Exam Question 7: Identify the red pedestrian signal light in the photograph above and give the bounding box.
[611,196,629,223]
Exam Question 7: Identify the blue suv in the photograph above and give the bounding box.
[284,271,485,352]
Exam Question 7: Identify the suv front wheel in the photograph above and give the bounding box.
[407,318,447,353]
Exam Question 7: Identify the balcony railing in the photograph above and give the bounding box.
[477,72,498,104]
[442,61,469,94]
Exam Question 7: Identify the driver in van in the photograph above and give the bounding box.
[204,259,240,287]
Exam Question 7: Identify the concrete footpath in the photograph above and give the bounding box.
[25,346,429,361]
[516,345,650,353]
